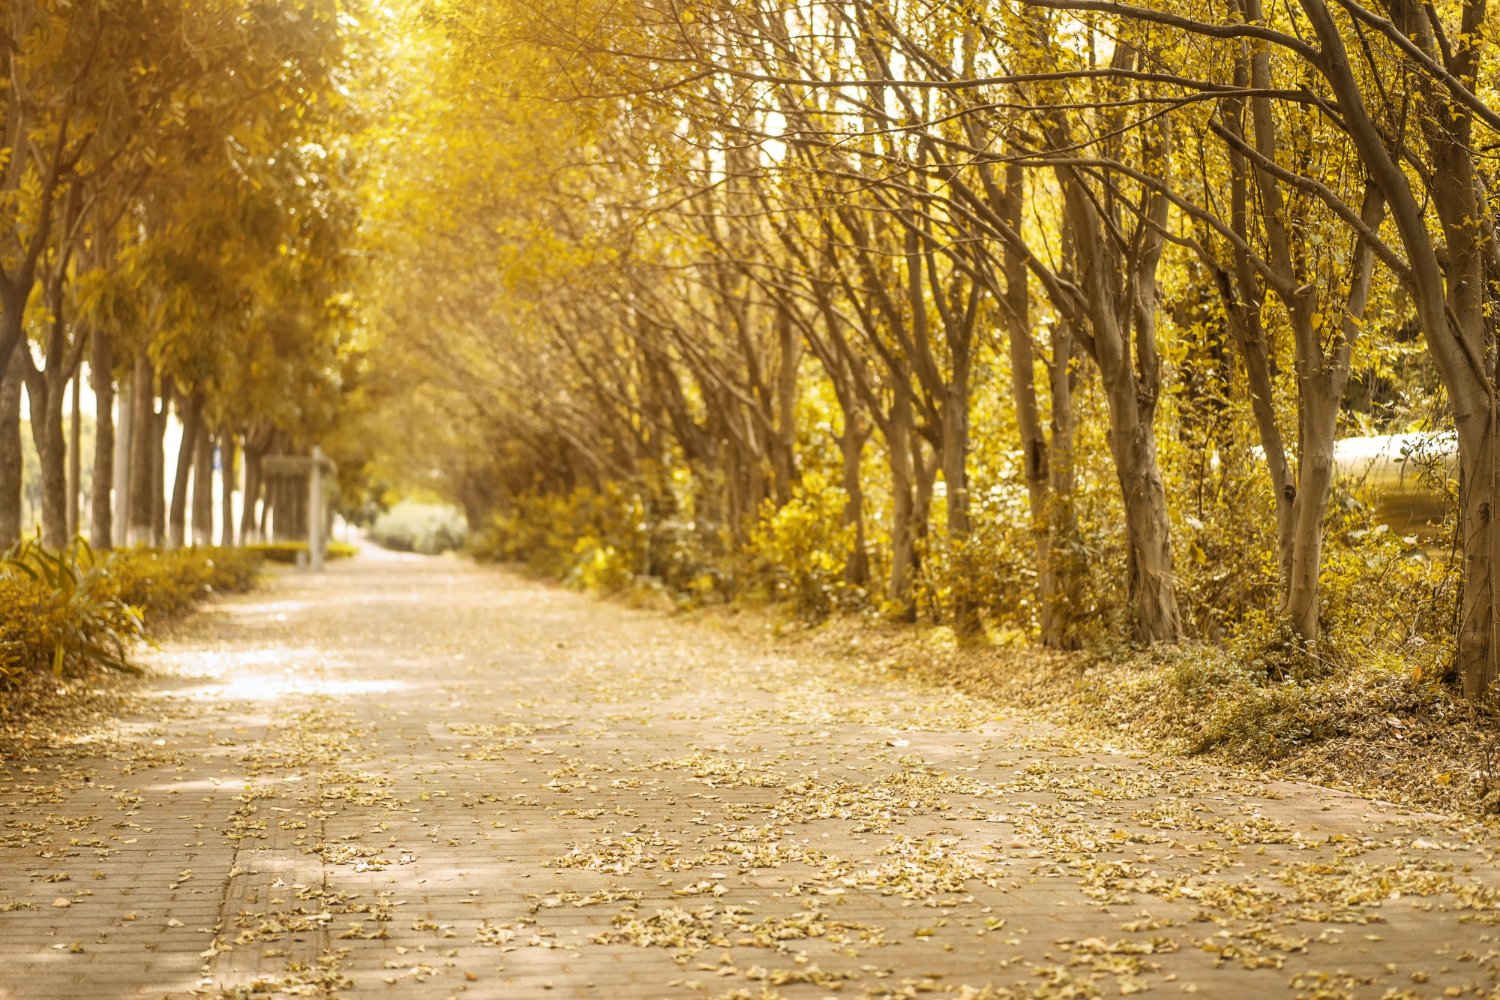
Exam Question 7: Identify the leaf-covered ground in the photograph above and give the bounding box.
[2,551,1499,999]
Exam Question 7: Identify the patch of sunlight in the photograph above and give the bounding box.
[148,647,324,679]
[141,778,244,794]
[216,673,406,701]
[227,850,325,879]
[56,729,120,746]
[224,599,317,619]
[138,645,405,701]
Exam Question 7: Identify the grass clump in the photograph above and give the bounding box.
[1,541,143,680]
[0,541,263,683]
[1157,650,1337,759]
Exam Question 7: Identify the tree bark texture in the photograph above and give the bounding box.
[27,363,68,548]
[839,408,871,587]
[168,393,203,549]
[149,385,169,546]
[90,329,115,549]
[67,373,81,540]
[220,434,236,548]
[127,352,155,546]
[886,390,918,616]
[0,351,21,548]
[192,422,213,546]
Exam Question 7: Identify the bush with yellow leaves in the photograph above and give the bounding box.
[743,472,853,618]
[0,541,263,683]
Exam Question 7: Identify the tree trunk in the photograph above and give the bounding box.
[1101,370,1183,643]
[1045,322,1084,646]
[721,441,744,544]
[0,351,21,548]
[1294,0,1492,694]
[1220,53,1298,586]
[772,307,800,506]
[1456,408,1500,699]
[1006,277,1074,647]
[991,160,1085,647]
[912,434,936,565]
[1282,196,1378,641]
[168,394,203,549]
[886,391,918,616]
[127,352,155,546]
[1055,125,1181,643]
[113,368,132,547]
[150,385,169,546]
[939,378,979,635]
[220,434,236,548]
[1285,382,1338,640]
[27,370,68,549]
[192,423,214,546]
[1230,307,1296,580]
[839,409,870,587]
[90,329,115,549]
[67,372,81,540]
[743,433,767,532]
[241,448,261,544]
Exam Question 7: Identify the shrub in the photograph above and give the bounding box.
[566,535,636,592]
[0,542,263,683]
[743,472,852,618]
[916,482,1037,634]
[103,546,263,620]
[1,541,143,679]
[473,483,658,588]
[246,541,359,565]
[1159,646,1333,759]
[368,501,467,554]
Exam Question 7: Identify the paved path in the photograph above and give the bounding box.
[3,551,1500,999]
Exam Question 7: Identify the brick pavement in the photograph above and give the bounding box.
[3,549,1500,999]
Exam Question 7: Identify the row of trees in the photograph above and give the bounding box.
[1,1,363,555]
[367,0,1498,695]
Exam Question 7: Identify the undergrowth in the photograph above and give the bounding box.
[778,613,1499,819]
[247,541,359,565]
[1,541,262,684]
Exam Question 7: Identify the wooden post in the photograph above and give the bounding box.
[264,449,337,572]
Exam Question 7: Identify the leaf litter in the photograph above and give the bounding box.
[3,559,1500,997]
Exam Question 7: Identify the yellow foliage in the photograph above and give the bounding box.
[744,472,853,618]
[0,543,263,684]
